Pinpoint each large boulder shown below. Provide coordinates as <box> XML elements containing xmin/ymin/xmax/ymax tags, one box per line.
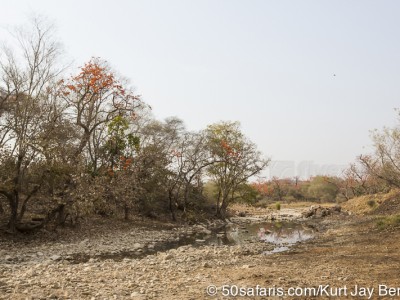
<box><xmin>302</xmin><ymin>205</ymin><xmax>342</xmax><ymax>219</ymax></box>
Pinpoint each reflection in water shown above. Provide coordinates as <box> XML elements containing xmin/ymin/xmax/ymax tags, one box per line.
<box><xmin>257</xmin><ymin>222</ymin><xmax>313</xmax><ymax>245</ymax></box>
<box><xmin>204</xmin><ymin>221</ymin><xmax>314</xmax><ymax>254</ymax></box>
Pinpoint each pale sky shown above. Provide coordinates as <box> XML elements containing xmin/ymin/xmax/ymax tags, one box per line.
<box><xmin>1</xmin><ymin>0</ymin><xmax>400</xmax><ymax>178</ymax></box>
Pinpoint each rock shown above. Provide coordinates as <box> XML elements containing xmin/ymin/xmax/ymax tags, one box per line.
<box><xmin>163</xmin><ymin>253</ymin><xmax>174</xmax><ymax>260</ymax></box>
<box><xmin>302</xmin><ymin>210</ymin><xmax>314</xmax><ymax>218</ymax></box>
<box><xmin>50</xmin><ymin>255</ymin><xmax>61</xmax><ymax>261</ymax></box>
<box><xmin>131</xmin><ymin>291</ymin><xmax>141</xmax><ymax>297</ymax></box>
<box><xmin>315</xmin><ymin>208</ymin><xmax>326</xmax><ymax>218</ymax></box>
<box><xmin>4</xmin><ymin>255</ymin><xmax>12</xmax><ymax>261</ymax></box>
<box><xmin>202</xmin><ymin>228</ymin><xmax>212</xmax><ymax>235</ymax></box>
<box><xmin>80</xmin><ymin>238</ymin><xmax>90</xmax><ymax>245</ymax></box>
<box><xmin>194</xmin><ymin>225</ymin><xmax>212</xmax><ymax>235</ymax></box>
<box><xmin>302</xmin><ymin>205</ymin><xmax>343</xmax><ymax>218</ymax></box>
<box><xmin>133</xmin><ymin>243</ymin><xmax>143</xmax><ymax>250</ymax></box>
<box><xmin>241</xmin><ymin>264</ymin><xmax>255</xmax><ymax>269</ymax></box>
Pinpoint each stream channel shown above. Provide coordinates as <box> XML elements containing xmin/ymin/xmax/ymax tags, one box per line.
<box><xmin>70</xmin><ymin>220</ymin><xmax>314</xmax><ymax>263</ymax></box>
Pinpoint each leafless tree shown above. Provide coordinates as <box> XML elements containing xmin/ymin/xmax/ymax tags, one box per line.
<box><xmin>0</xmin><ymin>16</ymin><xmax>65</xmax><ymax>232</ymax></box>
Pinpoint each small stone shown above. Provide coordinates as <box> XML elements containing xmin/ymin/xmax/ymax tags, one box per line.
<box><xmin>241</xmin><ymin>264</ymin><xmax>255</xmax><ymax>269</ymax></box>
<box><xmin>164</xmin><ymin>253</ymin><xmax>173</xmax><ymax>260</ymax></box>
<box><xmin>50</xmin><ymin>255</ymin><xmax>62</xmax><ymax>261</ymax></box>
<box><xmin>133</xmin><ymin>243</ymin><xmax>143</xmax><ymax>250</ymax></box>
<box><xmin>131</xmin><ymin>291</ymin><xmax>140</xmax><ymax>297</ymax></box>
<box><xmin>4</xmin><ymin>255</ymin><xmax>12</xmax><ymax>261</ymax></box>
<box><xmin>80</xmin><ymin>238</ymin><xmax>90</xmax><ymax>245</ymax></box>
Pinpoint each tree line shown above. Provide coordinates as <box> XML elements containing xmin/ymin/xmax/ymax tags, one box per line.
<box><xmin>0</xmin><ymin>18</ymin><xmax>268</xmax><ymax>233</ymax></box>
<box><xmin>250</xmin><ymin>126</ymin><xmax>400</xmax><ymax>205</ymax></box>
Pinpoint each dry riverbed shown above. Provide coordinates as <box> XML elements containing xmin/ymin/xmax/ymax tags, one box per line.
<box><xmin>1</xmin><ymin>205</ymin><xmax>400</xmax><ymax>299</ymax></box>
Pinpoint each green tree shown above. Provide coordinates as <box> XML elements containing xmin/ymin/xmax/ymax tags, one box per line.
<box><xmin>307</xmin><ymin>176</ymin><xmax>339</xmax><ymax>202</ymax></box>
<box><xmin>206</xmin><ymin>121</ymin><xmax>269</xmax><ymax>218</ymax></box>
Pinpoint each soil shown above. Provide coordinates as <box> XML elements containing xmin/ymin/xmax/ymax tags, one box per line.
<box><xmin>1</xmin><ymin>204</ymin><xmax>400</xmax><ymax>299</ymax></box>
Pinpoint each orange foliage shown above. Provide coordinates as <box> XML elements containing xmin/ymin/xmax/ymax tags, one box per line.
<box><xmin>61</xmin><ymin>58</ymin><xmax>137</xmax><ymax>104</ymax></box>
<box><xmin>119</xmin><ymin>156</ymin><xmax>133</xmax><ymax>171</ymax></box>
<box><xmin>252</xmin><ymin>181</ymin><xmax>269</xmax><ymax>195</ymax></box>
<box><xmin>220</xmin><ymin>139</ymin><xmax>241</xmax><ymax>158</ymax></box>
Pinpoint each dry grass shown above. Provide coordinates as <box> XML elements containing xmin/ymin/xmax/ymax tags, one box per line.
<box><xmin>342</xmin><ymin>189</ymin><xmax>400</xmax><ymax>215</ymax></box>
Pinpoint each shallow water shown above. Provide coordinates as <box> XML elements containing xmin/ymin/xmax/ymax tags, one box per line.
<box><xmin>69</xmin><ymin>221</ymin><xmax>314</xmax><ymax>263</ymax></box>
<box><xmin>204</xmin><ymin>221</ymin><xmax>314</xmax><ymax>254</ymax></box>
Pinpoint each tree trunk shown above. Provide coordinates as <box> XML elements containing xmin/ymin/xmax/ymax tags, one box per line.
<box><xmin>216</xmin><ymin>190</ymin><xmax>229</xmax><ymax>219</ymax></box>
<box><xmin>220</xmin><ymin>200</ymin><xmax>229</xmax><ymax>219</ymax></box>
<box><xmin>216</xmin><ymin>189</ymin><xmax>222</xmax><ymax>216</ymax></box>
<box><xmin>0</xmin><ymin>191</ymin><xmax>17</xmax><ymax>232</ymax></box>
<box><xmin>183</xmin><ymin>184</ymin><xmax>191</xmax><ymax>213</ymax></box>
<box><xmin>18</xmin><ymin>198</ymin><xmax>28</xmax><ymax>222</ymax></box>
<box><xmin>46</xmin><ymin>203</ymin><xmax>67</xmax><ymax>226</ymax></box>
<box><xmin>8</xmin><ymin>195</ymin><xmax>18</xmax><ymax>233</ymax></box>
<box><xmin>168</xmin><ymin>191</ymin><xmax>176</xmax><ymax>221</ymax></box>
<box><xmin>56</xmin><ymin>204</ymin><xmax>66</xmax><ymax>225</ymax></box>
<box><xmin>124</xmin><ymin>204</ymin><xmax>130</xmax><ymax>220</ymax></box>
<box><xmin>216</xmin><ymin>205</ymin><xmax>227</xmax><ymax>219</ymax></box>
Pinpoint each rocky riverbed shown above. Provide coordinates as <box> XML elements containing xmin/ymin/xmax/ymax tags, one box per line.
<box><xmin>1</xmin><ymin>205</ymin><xmax>399</xmax><ymax>299</ymax></box>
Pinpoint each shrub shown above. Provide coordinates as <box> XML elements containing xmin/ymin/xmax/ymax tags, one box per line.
<box><xmin>253</xmin><ymin>199</ymin><xmax>270</xmax><ymax>208</ymax></box>
<box><xmin>376</xmin><ymin>215</ymin><xmax>400</xmax><ymax>230</ymax></box>
<box><xmin>275</xmin><ymin>202</ymin><xmax>281</xmax><ymax>210</ymax></box>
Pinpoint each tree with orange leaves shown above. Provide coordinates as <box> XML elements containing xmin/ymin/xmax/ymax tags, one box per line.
<box><xmin>60</xmin><ymin>57</ymin><xmax>143</xmax><ymax>162</ymax></box>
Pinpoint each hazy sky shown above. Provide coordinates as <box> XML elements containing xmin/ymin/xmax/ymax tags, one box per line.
<box><xmin>1</xmin><ymin>0</ymin><xmax>400</xmax><ymax>177</ymax></box>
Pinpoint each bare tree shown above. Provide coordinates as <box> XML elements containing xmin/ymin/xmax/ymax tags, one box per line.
<box><xmin>356</xmin><ymin>126</ymin><xmax>400</xmax><ymax>190</ymax></box>
<box><xmin>0</xmin><ymin>17</ymin><xmax>64</xmax><ymax>232</ymax></box>
<box><xmin>174</xmin><ymin>131</ymin><xmax>216</xmax><ymax>213</ymax></box>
